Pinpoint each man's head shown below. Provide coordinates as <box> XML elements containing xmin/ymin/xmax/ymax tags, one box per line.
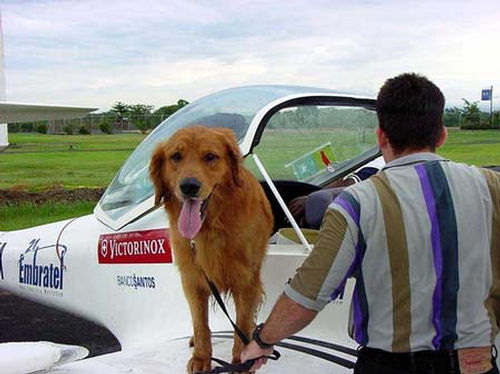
<box><xmin>376</xmin><ymin>73</ymin><xmax>446</xmax><ymax>157</ymax></box>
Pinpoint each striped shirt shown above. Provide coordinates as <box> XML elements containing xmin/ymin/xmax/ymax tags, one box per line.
<box><xmin>285</xmin><ymin>152</ymin><xmax>500</xmax><ymax>352</ymax></box>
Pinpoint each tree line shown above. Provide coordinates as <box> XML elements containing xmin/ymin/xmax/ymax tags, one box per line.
<box><xmin>268</xmin><ymin>106</ymin><xmax>378</xmax><ymax>130</ymax></box>
<box><xmin>444</xmin><ymin>99</ymin><xmax>500</xmax><ymax>129</ymax></box>
<box><xmin>8</xmin><ymin>99</ymin><xmax>190</xmax><ymax>135</ymax></box>
<box><xmin>8</xmin><ymin>97</ymin><xmax>499</xmax><ymax>135</ymax></box>
<box><xmin>267</xmin><ymin>102</ymin><xmax>499</xmax><ymax>131</ymax></box>
<box><xmin>97</xmin><ymin>99</ymin><xmax>190</xmax><ymax>134</ymax></box>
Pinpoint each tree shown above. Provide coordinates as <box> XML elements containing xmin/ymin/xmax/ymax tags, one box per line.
<box><xmin>177</xmin><ymin>99</ymin><xmax>189</xmax><ymax>108</ymax></box>
<box><xmin>128</xmin><ymin>104</ymin><xmax>154</xmax><ymax>133</ymax></box>
<box><xmin>493</xmin><ymin>111</ymin><xmax>500</xmax><ymax>129</ymax></box>
<box><xmin>111</xmin><ymin>102</ymin><xmax>130</xmax><ymax>131</ymax></box>
<box><xmin>155</xmin><ymin>99</ymin><xmax>190</xmax><ymax>119</ymax></box>
<box><xmin>461</xmin><ymin>99</ymin><xmax>481</xmax><ymax>129</ymax></box>
<box><xmin>297</xmin><ymin>106</ymin><xmax>320</xmax><ymax>128</ymax></box>
<box><xmin>443</xmin><ymin>107</ymin><xmax>462</xmax><ymax>128</ymax></box>
<box><xmin>155</xmin><ymin>104</ymin><xmax>179</xmax><ymax>118</ymax></box>
<box><xmin>111</xmin><ymin>101</ymin><xmax>129</xmax><ymax>117</ymax></box>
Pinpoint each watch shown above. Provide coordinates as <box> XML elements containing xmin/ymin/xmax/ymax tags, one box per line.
<box><xmin>252</xmin><ymin>323</ymin><xmax>274</xmax><ymax>349</ymax></box>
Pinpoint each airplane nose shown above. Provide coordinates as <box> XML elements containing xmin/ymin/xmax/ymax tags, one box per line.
<box><xmin>180</xmin><ymin>177</ymin><xmax>201</xmax><ymax>198</ymax></box>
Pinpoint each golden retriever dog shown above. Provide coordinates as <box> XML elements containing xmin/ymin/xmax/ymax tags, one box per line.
<box><xmin>149</xmin><ymin>126</ymin><xmax>273</xmax><ymax>373</ymax></box>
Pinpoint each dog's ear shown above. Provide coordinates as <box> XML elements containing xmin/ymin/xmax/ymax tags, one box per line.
<box><xmin>219</xmin><ymin>129</ymin><xmax>243</xmax><ymax>187</ymax></box>
<box><xmin>149</xmin><ymin>144</ymin><xmax>171</xmax><ymax>204</ymax></box>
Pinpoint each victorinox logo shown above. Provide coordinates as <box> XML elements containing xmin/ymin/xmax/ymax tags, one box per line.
<box><xmin>97</xmin><ymin>229</ymin><xmax>172</xmax><ymax>264</ymax></box>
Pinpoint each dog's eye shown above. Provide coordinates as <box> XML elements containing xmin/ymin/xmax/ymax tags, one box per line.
<box><xmin>170</xmin><ymin>152</ymin><xmax>182</xmax><ymax>162</ymax></box>
<box><xmin>204</xmin><ymin>153</ymin><xmax>219</xmax><ymax>162</ymax></box>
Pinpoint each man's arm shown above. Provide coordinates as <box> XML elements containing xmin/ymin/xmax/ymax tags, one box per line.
<box><xmin>481</xmin><ymin>168</ymin><xmax>500</xmax><ymax>326</ymax></box>
<box><xmin>240</xmin><ymin>292</ymin><xmax>317</xmax><ymax>371</ymax></box>
<box><xmin>241</xmin><ymin>203</ymin><xmax>360</xmax><ymax>371</ymax></box>
<box><xmin>257</xmin><ymin>292</ymin><xmax>317</xmax><ymax>344</ymax></box>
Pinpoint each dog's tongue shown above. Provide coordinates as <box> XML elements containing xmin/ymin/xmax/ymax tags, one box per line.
<box><xmin>178</xmin><ymin>199</ymin><xmax>203</xmax><ymax>239</ymax></box>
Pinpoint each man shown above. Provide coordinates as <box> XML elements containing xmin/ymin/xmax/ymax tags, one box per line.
<box><xmin>241</xmin><ymin>73</ymin><xmax>500</xmax><ymax>373</ymax></box>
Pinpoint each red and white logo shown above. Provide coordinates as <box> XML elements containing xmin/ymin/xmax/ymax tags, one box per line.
<box><xmin>98</xmin><ymin>229</ymin><xmax>172</xmax><ymax>264</ymax></box>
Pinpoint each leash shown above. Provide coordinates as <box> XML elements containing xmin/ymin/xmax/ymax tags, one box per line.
<box><xmin>190</xmin><ymin>240</ymin><xmax>281</xmax><ymax>374</ymax></box>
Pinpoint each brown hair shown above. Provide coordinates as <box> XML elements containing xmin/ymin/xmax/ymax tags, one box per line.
<box><xmin>376</xmin><ymin>73</ymin><xmax>445</xmax><ymax>153</ymax></box>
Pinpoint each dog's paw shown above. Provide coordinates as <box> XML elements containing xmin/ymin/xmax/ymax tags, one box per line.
<box><xmin>187</xmin><ymin>355</ymin><xmax>211</xmax><ymax>373</ymax></box>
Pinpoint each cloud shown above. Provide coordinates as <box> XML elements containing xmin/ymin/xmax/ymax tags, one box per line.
<box><xmin>1</xmin><ymin>0</ymin><xmax>499</xmax><ymax>110</ymax></box>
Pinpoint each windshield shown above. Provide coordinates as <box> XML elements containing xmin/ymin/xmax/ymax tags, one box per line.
<box><xmin>97</xmin><ymin>86</ymin><xmax>331</xmax><ymax>222</ymax></box>
<box><xmin>245</xmin><ymin>105</ymin><xmax>378</xmax><ymax>185</ymax></box>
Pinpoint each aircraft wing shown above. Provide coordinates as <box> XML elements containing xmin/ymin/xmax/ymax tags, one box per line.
<box><xmin>0</xmin><ymin>102</ymin><xmax>97</xmax><ymax>123</ymax></box>
<box><xmin>0</xmin><ymin>342</ymin><xmax>89</xmax><ymax>374</ymax></box>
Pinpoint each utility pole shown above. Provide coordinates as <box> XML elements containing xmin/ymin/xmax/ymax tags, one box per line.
<box><xmin>490</xmin><ymin>85</ymin><xmax>493</xmax><ymax>128</ymax></box>
<box><xmin>0</xmin><ymin>10</ymin><xmax>8</xmax><ymax>150</ymax></box>
<box><xmin>481</xmin><ymin>86</ymin><xmax>494</xmax><ymax>127</ymax></box>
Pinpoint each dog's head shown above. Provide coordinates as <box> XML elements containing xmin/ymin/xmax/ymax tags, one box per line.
<box><xmin>149</xmin><ymin>126</ymin><xmax>243</xmax><ymax>239</ymax></box>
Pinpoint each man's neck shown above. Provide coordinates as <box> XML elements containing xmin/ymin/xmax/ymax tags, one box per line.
<box><xmin>382</xmin><ymin>147</ymin><xmax>435</xmax><ymax>163</ymax></box>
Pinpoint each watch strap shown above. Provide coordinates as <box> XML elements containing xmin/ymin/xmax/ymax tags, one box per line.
<box><xmin>252</xmin><ymin>323</ymin><xmax>274</xmax><ymax>349</ymax></box>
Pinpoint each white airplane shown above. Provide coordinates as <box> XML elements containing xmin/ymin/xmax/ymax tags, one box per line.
<box><xmin>0</xmin><ymin>84</ymin><xmax>387</xmax><ymax>373</ymax></box>
<box><xmin>1</xmin><ymin>84</ymin><xmax>498</xmax><ymax>374</ymax></box>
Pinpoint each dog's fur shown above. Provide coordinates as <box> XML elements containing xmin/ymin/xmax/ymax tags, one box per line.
<box><xmin>150</xmin><ymin>126</ymin><xmax>273</xmax><ymax>373</ymax></box>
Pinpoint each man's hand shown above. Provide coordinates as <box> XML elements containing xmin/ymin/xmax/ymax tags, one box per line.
<box><xmin>289</xmin><ymin>196</ymin><xmax>307</xmax><ymax>225</ymax></box>
<box><xmin>240</xmin><ymin>340</ymin><xmax>273</xmax><ymax>372</ymax></box>
<box><xmin>239</xmin><ymin>294</ymin><xmax>318</xmax><ymax>372</ymax></box>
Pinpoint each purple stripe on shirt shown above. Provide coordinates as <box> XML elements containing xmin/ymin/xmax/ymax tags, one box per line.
<box><xmin>415</xmin><ymin>164</ymin><xmax>443</xmax><ymax>349</ymax></box>
<box><xmin>335</xmin><ymin>196</ymin><xmax>359</xmax><ymax>225</ymax></box>
<box><xmin>329</xmin><ymin>244</ymin><xmax>362</xmax><ymax>300</ymax></box>
<box><xmin>353</xmin><ymin>287</ymin><xmax>364</xmax><ymax>343</ymax></box>
<box><xmin>330</xmin><ymin>195</ymin><xmax>362</xmax><ymax>300</ymax></box>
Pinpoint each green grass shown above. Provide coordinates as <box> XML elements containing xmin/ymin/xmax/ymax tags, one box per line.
<box><xmin>438</xmin><ymin>129</ymin><xmax>500</xmax><ymax>166</ymax></box>
<box><xmin>0</xmin><ymin>201</ymin><xmax>95</xmax><ymax>231</ymax></box>
<box><xmin>1</xmin><ymin>133</ymin><xmax>145</xmax><ymax>189</ymax></box>
<box><xmin>2</xmin><ymin>130</ymin><xmax>499</xmax><ymax>191</ymax></box>
<box><xmin>247</xmin><ymin>128</ymin><xmax>500</xmax><ymax>180</ymax></box>
<box><xmin>6</xmin><ymin>133</ymin><xmax>145</xmax><ymax>152</ymax></box>
<box><xmin>248</xmin><ymin>128</ymin><xmax>377</xmax><ymax>179</ymax></box>
<box><xmin>1</xmin><ymin>130</ymin><xmax>500</xmax><ymax>232</ymax></box>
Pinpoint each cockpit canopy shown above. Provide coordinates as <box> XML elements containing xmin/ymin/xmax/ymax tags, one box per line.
<box><xmin>96</xmin><ymin>85</ymin><xmax>378</xmax><ymax>230</ymax></box>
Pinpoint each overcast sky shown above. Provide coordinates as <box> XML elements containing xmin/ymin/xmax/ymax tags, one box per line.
<box><xmin>1</xmin><ymin>0</ymin><xmax>499</xmax><ymax>111</ymax></box>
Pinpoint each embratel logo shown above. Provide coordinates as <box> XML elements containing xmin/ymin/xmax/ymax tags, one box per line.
<box><xmin>18</xmin><ymin>239</ymin><xmax>67</xmax><ymax>294</ymax></box>
<box><xmin>98</xmin><ymin>229</ymin><xmax>172</xmax><ymax>264</ymax></box>
<box><xmin>0</xmin><ymin>242</ymin><xmax>6</xmax><ymax>280</ymax></box>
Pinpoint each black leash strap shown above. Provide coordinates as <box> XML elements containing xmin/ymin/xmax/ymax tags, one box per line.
<box><xmin>204</xmin><ymin>274</ymin><xmax>249</xmax><ymax>345</ymax></box>
<box><xmin>194</xmin><ymin>275</ymin><xmax>280</xmax><ymax>374</ymax></box>
<box><xmin>191</xmin><ymin>240</ymin><xmax>280</xmax><ymax>374</ymax></box>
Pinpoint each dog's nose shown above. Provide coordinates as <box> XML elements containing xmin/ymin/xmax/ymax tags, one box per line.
<box><xmin>180</xmin><ymin>177</ymin><xmax>201</xmax><ymax>197</ymax></box>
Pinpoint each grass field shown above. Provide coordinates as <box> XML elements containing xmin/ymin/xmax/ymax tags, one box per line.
<box><xmin>0</xmin><ymin>201</ymin><xmax>95</xmax><ymax>231</ymax></box>
<box><xmin>438</xmin><ymin>129</ymin><xmax>500</xmax><ymax>166</ymax></box>
<box><xmin>1</xmin><ymin>129</ymin><xmax>499</xmax><ymax>231</ymax></box>
<box><xmin>1</xmin><ymin>133</ymin><xmax>146</xmax><ymax>190</ymax></box>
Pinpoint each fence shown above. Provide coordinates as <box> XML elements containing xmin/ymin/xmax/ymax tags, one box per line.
<box><xmin>7</xmin><ymin>114</ymin><xmax>167</xmax><ymax>134</ymax></box>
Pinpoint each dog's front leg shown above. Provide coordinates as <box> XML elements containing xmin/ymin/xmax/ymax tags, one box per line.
<box><xmin>231</xmin><ymin>277</ymin><xmax>264</xmax><ymax>366</ymax></box>
<box><xmin>181</xmin><ymin>274</ymin><xmax>212</xmax><ymax>373</ymax></box>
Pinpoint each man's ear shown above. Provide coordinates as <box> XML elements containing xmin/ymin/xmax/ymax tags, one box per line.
<box><xmin>436</xmin><ymin>127</ymin><xmax>448</xmax><ymax>148</ymax></box>
<box><xmin>149</xmin><ymin>145</ymin><xmax>170</xmax><ymax>205</ymax></box>
<box><xmin>376</xmin><ymin>126</ymin><xmax>388</xmax><ymax>149</ymax></box>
